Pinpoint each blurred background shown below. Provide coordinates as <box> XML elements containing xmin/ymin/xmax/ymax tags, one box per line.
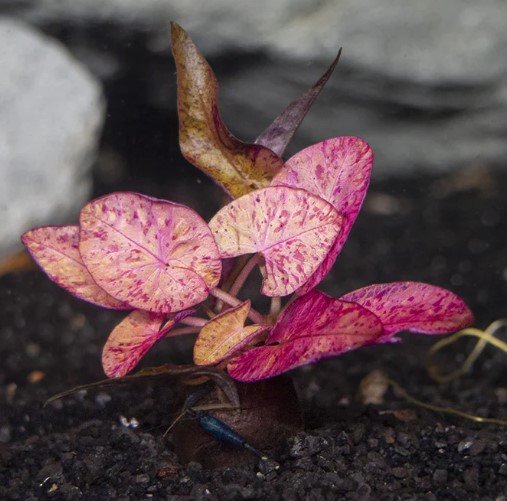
<box><xmin>0</xmin><ymin>1</ymin><xmax>506</xmax><ymax>377</ymax></box>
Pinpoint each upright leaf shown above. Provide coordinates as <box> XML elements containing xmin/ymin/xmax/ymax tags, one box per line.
<box><xmin>340</xmin><ymin>282</ymin><xmax>474</xmax><ymax>339</ymax></box>
<box><xmin>102</xmin><ymin>309</ymin><xmax>192</xmax><ymax>378</ymax></box>
<box><xmin>21</xmin><ymin>225</ymin><xmax>128</xmax><ymax>309</ymax></box>
<box><xmin>209</xmin><ymin>186</ymin><xmax>343</xmax><ymax>296</ymax></box>
<box><xmin>171</xmin><ymin>22</ymin><xmax>284</xmax><ymax>198</ymax></box>
<box><xmin>256</xmin><ymin>49</ymin><xmax>342</xmax><ymax>157</ymax></box>
<box><xmin>194</xmin><ymin>300</ymin><xmax>266</xmax><ymax>366</ymax></box>
<box><xmin>272</xmin><ymin>136</ymin><xmax>373</xmax><ymax>293</ymax></box>
<box><xmin>228</xmin><ymin>291</ymin><xmax>382</xmax><ymax>382</ymax></box>
<box><xmin>79</xmin><ymin>192</ymin><xmax>221</xmax><ymax>313</ymax></box>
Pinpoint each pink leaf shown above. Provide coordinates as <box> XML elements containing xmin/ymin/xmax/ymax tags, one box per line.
<box><xmin>228</xmin><ymin>291</ymin><xmax>383</xmax><ymax>381</ymax></box>
<box><xmin>21</xmin><ymin>225</ymin><xmax>128</xmax><ymax>309</ymax></box>
<box><xmin>193</xmin><ymin>300</ymin><xmax>266</xmax><ymax>366</ymax></box>
<box><xmin>255</xmin><ymin>50</ymin><xmax>342</xmax><ymax>157</ymax></box>
<box><xmin>102</xmin><ymin>309</ymin><xmax>192</xmax><ymax>378</ymax></box>
<box><xmin>340</xmin><ymin>282</ymin><xmax>474</xmax><ymax>338</ymax></box>
<box><xmin>79</xmin><ymin>192</ymin><xmax>222</xmax><ymax>313</ymax></box>
<box><xmin>272</xmin><ymin>137</ymin><xmax>373</xmax><ymax>293</ymax></box>
<box><xmin>209</xmin><ymin>187</ymin><xmax>343</xmax><ymax>296</ymax></box>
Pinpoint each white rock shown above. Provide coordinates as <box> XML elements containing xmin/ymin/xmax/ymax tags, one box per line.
<box><xmin>0</xmin><ymin>18</ymin><xmax>104</xmax><ymax>260</ymax></box>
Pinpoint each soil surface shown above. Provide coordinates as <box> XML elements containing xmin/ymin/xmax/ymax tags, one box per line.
<box><xmin>1</xmin><ymin>164</ymin><xmax>506</xmax><ymax>500</ymax></box>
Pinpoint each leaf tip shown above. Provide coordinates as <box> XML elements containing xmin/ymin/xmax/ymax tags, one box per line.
<box><xmin>170</xmin><ymin>21</ymin><xmax>184</xmax><ymax>39</ymax></box>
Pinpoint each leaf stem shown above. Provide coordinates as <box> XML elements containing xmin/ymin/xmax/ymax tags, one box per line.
<box><xmin>269</xmin><ymin>296</ymin><xmax>282</xmax><ymax>320</ymax></box>
<box><xmin>180</xmin><ymin>316</ymin><xmax>207</xmax><ymax>328</ymax></box>
<box><xmin>168</xmin><ymin>326</ymin><xmax>201</xmax><ymax>337</ymax></box>
<box><xmin>229</xmin><ymin>254</ymin><xmax>262</xmax><ymax>297</ymax></box>
<box><xmin>210</xmin><ymin>288</ymin><xmax>267</xmax><ymax>325</ymax></box>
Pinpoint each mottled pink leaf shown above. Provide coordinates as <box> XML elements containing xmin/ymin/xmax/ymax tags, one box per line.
<box><xmin>194</xmin><ymin>300</ymin><xmax>266</xmax><ymax>366</ymax></box>
<box><xmin>102</xmin><ymin>309</ymin><xmax>193</xmax><ymax>378</ymax></box>
<box><xmin>228</xmin><ymin>291</ymin><xmax>383</xmax><ymax>381</ymax></box>
<box><xmin>79</xmin><ymin>192</ymin><xmax>222</xmax><ymax>313</ymax></box>
<box><xmin>340</xmin><ymin>282</ymin><xmax>474</xmax><ymax>339</ymax></box>
<box><xmin>209</xmin><ymin>187</ymin><xmax>343</xmax><ymax>296</ymax></box>
<box><xmin>272</xmin><ymin>137</ymin><xmax>373</xmax><ymax>293</ymax></box>
<box><xmin>255</xmin><ymin>49</ymin><xmax>341</xmax><ymax>157</ymax></box>
<box><xmin>21</xmin><ymin>225</ymin><xmax>128</xmax><ymax>309</ymax></box>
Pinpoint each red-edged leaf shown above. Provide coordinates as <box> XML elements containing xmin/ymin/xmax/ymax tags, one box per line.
<box><xmin>340</xmin><ymin>282</ymin><xmax>474</xmax><ymax>339</ymax></box>
<box><xmin>193</xmin><ymin>300</ymin><xmax>266</xmax><ymax>366</ymax></box>
<box><xmin>228</xmin><ymin>291</ymin><xmax>383</xmax><ymax>381</ymax></box>
<box><xmin>21</xmin><ymin>225</ymin><xmax>128</xmax><ymax>309</ymax></box>
<box><xmin>272</xmin><ymin>136</ymin><xmax>373</xmax><ymax>293</ymax></box>
<box><xmin>209</xmin><ymin>186</ymin><xmax>343</xmax><ymax>296</ymax></box>
<box><xmin>79</xmin><ymin>192</ymin><xmax>222</xmax><ymax>313</ymax></box>
<box><xmin>255</xmin><ymin>50</ymin><xmax>342</xmax><ymax>157</ymax></box>
<box><xmin>102</xmin><ymin>309</ymin><xmax>192</xmax><ymax>378</ymax></box>
<box><xmin>171</xmin><ymin>22</ymin><xmax>283</xmax><ymax>198</ymax></box>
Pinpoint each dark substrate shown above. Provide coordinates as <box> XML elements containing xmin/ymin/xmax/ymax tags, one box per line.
<box><xmin>1</xmin><ymin>169</ymin><xmax>507</xmax><ymax>500</ymax></box>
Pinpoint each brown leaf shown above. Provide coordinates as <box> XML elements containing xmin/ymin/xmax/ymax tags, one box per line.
<box><xmin>255</xmin><ymin>49</ymin><xmax>342</xmax><ymax>157</ymax></box>
<box><xmin>358</xmin><ymin>369</ymin><xmax>389</xmax><ymax>405</ymax></box>
<box><xmin>171</xmin><ymin>22</ymin><xmax>284</xmax><ymax>198</ymax></box>
<box><xmin>27</xmin><ymin>370</ymin><xmax>45</xmax><ymax>383</ymax></box>
<box><xmin>157</xmin><ymin>463</ymin><xmax>180</xmax><ymax>480</ymax></box>
<box><xmin>379</xmin><ymin>409</ymin><xmax>418</xmax><ymax>422</ymax></box>
<box><xmin>0</xmin><ymin>250</ymin><xmax>35</xmax><ymax>277</ymax></box>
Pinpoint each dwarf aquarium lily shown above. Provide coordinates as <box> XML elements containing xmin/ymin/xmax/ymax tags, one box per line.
<box><xmin>22</xmin><ymin>24</ymin><xmax>473</xmax><ymax>427</ymax></box>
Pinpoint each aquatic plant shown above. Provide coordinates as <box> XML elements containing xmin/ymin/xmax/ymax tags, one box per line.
<box><xmin>21</xmin><ymin>23</ymin><xmax>474</xmax><ymax>462</ymax></box>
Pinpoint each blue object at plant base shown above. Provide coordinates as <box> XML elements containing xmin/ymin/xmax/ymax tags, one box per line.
<box><xmin>189</xmin><ymin>409</ymin><xmax>266</xmax><ymax>459</ymax></box>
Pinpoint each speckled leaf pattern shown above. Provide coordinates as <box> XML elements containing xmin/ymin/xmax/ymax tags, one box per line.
<box><xmin>272</xmin><ymin>137</ymin><xmax>373</xmax><ymax>293</ymax></box>
<box><xmin>228</xmin><ymin>291</ymin><xmax>383</xmax><ymax>382</ymax></box>
<box><xmin>255</xmin><ymin>50</ymin><xmax>342</xmax><ymax>157</ymax></box>
<box><xmin>79</xmin><ymin>192</ymin><xmax>222</xmax><ymax>313</ymax></box>
<box><xmin>209</xmin><ymin>187</ymin><xmax>343</xmax><ymax>296</ymax></box>
<box><xmin>21</xmin><ymin>225</ymin><xmax>128</xmax><ymax>309</ymax></box>
<box><xmin>340</xmin><ymin>282</ymin><xmax>474</xmax><ymax>339</ymax></box>
<box><xmin>171</xmin><ymin>22</ymin><xmax>284</xmax><ymax>198</ymax></box>
<box><xmin>102</xmin><ymin>309</ymin><xmax>192</xmax><ymax>378</ymax></box>
<box><xmin>193</xmin><ymin>300</ymin><xmax>266</xmax><ymax>366</ymax></box>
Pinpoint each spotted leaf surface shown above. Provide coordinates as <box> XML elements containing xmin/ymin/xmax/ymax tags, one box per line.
<box><xmin>102</xmin><ymin>309</ymin><xmax>192</xmax><ymax>378</ymax></box>
<box><xmin>171</xmin><ymin>22</ymin><xmax>283</xmax><ymax>198</ymax></box>
<box><xmin>21</xmin><ymin>225</ymin><xmax>127</xmax><ymax>309</ymax></box>
<box><xmin>79</xmin><ymin>192</ymin><xmax>222</xmax><ymax>313</ymax></box>
<box><xmin>228</xmin><ymin>291</ymin><xmax>383</xmax><ymax>382</ymax></box>
<box><xmin>272</xmin><ymin>137</ymin><xmax>373</xmax><ymax>293</ymax></box>
<box><xmin>341</xmin><ymin>282</ymin><xmax>474</xmax><ymax>339</ymax></box>
<box><xmin>194</xmin><ymin>300</ymin><xmax>266</xmax><ymax>366</ymax></box>
<box><xmin>255</xmin><ymin>50</ymin><xmax>341</xmax><ymax>157</ymax></box>
<box><xmin>209</xmin><ymin>187</ymin><xmax>343</xmax><ymax>296</ymax></box>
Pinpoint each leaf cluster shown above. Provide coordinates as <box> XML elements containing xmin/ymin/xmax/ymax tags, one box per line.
<box><xmin>22</xmin><ymin>24</ymin><xmax>474</xmax><ymax>382</ymax></box>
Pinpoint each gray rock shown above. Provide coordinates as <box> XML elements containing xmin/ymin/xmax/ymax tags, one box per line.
<box><xmin>10</xmin><ymin>0</ymin><xmax>507</xmax><ymax>175</ymax></box>
<box><xmin>220</xmin><ymin>61</ymin><xmax>507</xmax><ymax>176</ymax></box>
<box><xmin>16</xmin><ymin>0</ymin><xmax>507</xmax><ymax>84</ymax></box>
<box><xmin>0</xmin><ymin>18</ymin><xmax>104</xmax><ymax>260</ymax></box>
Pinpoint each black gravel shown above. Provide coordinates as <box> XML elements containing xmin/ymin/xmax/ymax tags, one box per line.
<box><xmin>1</xmin><ymin>166</ymin><xmax>506</xmax><ymax>499</ymax></box>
